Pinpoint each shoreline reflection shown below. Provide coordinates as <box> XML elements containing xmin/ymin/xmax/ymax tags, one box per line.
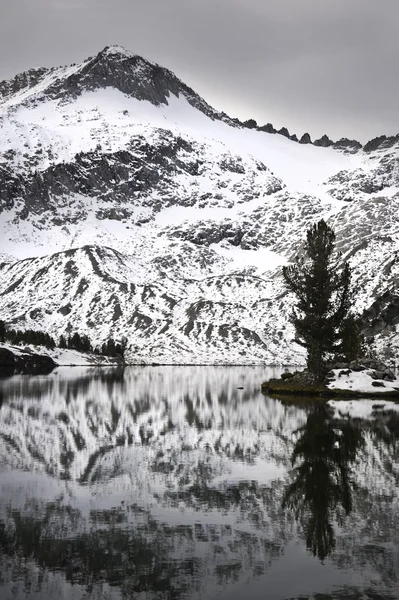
<box><xmin>0</xmin><ymin>368</ymin><xmax>398</xmax><ymax>600</ymax></box>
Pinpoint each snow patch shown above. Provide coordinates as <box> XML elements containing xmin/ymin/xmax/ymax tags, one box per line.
<box><xmin>210</xmin><ymin>242</ymin><xmax>288</xmax><ymax>273</ymax></box>
<box><xmin>328</xmin><ymin>369</ymin><xmax>399</xmax><ymax>394</ymax></box>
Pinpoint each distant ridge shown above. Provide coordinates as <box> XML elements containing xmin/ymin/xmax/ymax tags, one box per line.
<box><xmin>2</xmin><ymin>44</ymin><xmax>398</xmax><ymax>152</ymax></box>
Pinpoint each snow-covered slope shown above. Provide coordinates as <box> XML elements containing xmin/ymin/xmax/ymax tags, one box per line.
<box><xmin>0</xmin><ymin>245</ymin><xmax>296</xmax><ymax>364</ymax></box>
<box><xmin>0</xmin><ymin>342</ymin><xmax>119</xmax><ymax>367</ymax></box>
<box><xmin>0</xmin><ymin>45</ymin><xmax>399</xmax><ymax>363</ymax></box>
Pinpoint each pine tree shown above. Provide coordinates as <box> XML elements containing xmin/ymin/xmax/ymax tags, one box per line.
<box><xmin>337</xmin><ymin>316</ymin><xmax>364</xmax><ymax>363</ymax></box>
<box><xmin>0</xmin><ymin>320</ymin><xmax>5</xmax><ymax>343</ymax></box>
<box><xmin>115</xmin><ymin>336</ymin><xmax>128</xmax><ymax>363</ymax></box>
<box><xmin>106</xmin><ymin>339</ymin><xmax>116</xmax><ymax>356</ymax></box>
<box><xmin>80</xmin><ymin>334</ymin><xmax>92</xmax><ymax>353</ymax></box>
<box><xmin>283</xmin><ymin>219</ymin><xmax>354</xmax><ymax>381</ymax></box>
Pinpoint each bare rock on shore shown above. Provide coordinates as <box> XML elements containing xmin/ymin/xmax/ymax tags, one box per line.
<box><xmin>0</xmin><ymin>346</ymin><xmax>57</xmax><ymax>376</ymax></box>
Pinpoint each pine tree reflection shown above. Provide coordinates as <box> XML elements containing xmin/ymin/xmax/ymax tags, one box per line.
<box><xmin>282</xmin><ymin>404</ymin><xmax>364</xmax><ymax>560</ymax></box>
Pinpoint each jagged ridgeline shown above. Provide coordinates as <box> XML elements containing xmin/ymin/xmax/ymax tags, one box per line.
<box><xmin>0</xmin><ymin>45</ymin><xmax>399</xmax><ymax>364</ymax></box>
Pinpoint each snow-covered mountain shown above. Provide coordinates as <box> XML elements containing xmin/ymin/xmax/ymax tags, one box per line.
<box><xmin>1</xmin><ymin>45</ymin><xmax>399</xmax><ymax>363</ymax></box>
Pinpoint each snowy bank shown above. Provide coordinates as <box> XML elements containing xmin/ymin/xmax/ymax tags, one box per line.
<box><xmin>262</xmin><ymin>359</ymin><xmax>399</xmax><ymax>399</ymax></box>
<box><xmin>327</xmin><ymin>367</ymin><xmax>399</xmax><ymax>395</ymax></box>
<box><xmin>0</xmin><ymin>343</ymin><xmax>119</xmax><ymax>373</ymax></box>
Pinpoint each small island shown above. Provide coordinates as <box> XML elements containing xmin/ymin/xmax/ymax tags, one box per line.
<box><xmin>262</xmin><ymin>220</ymin><xmax>399</xmax><ymax>400</ymax></box>
<box><xmin>262</xmin><ymin>357</ymin><xmax>399</xmax><ymax>399</ymax></box>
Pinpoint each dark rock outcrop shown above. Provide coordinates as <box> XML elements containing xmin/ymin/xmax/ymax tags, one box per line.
<box><xmin>0</xmin><ymin>132</ymin><xmax>205</xmax><ymax>218</ymax></box>
<box><xmin>243</xmin><ymin>119</ymin><xmax>257</xmax><ymax>129</ymax></box>
<box><xmin>299</xmin><ymin>133</ymin><xmax>312</xmax><ymax>144</ymax></box>
<box><xmin>278</xmin><ymin>127</ymin><xmax>290</xmax><ymax>139</ymax></box>
<box><xmin>258</xmin><ymin>123</ymin><xmax>276</xmax><ymax>134</ymax></box>
<box><xmin>372</xmin><ymin>381</ymin><xmax>385</xmax><ymax>388</ymax></box>
<box><xmin>362</xmin><ymin>290</ymin><xmax>399</xmax><ymax>337</ymax></box>
<box><xmin>363</xmin><ymin>135</ymin><xmax>399</xmax><ymax>153</ymax></box>
<box><xmin>0</xmin><ymin>67</ymin><xmax>49</xmax><ymax>101</ymax></box>
<box><xmin>332</xmin><ymin>138</ymin><xmax>363</xmax><ymax>153</ymax></box>
<box><xmin>168</xmin><ymin>221</ymin><xmax>247</xmax><ymax>248</ymax></box>
<box><xmin>314</xmin><ymin>135</ymin><xmax>334</xmax><ymax>148</ymax></box>
<box><xmin>328</xmin><ymin>358</ymin><xmax>395</xmax><ymax>381</ymax></box>
<box><xmin>0</xmin><ymin>346</ymin><xmax>57</xmax><ymax>376</ymax></box>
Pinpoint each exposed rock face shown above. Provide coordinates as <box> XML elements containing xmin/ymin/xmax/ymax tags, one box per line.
<box><xmin>362</xmin><ymin>290</ymin><xmax>399</xmax><ymax>336</ymax></box>
<box><xmin>331</xmin><ymin>358</ymin><xmax>395</xmax><ymax>380</ymax></box>
<box><xmin>243</xmin><ymin>118</ymin><xmax>257</xmax><ymax>129</ymax></box>
<box><xmin>363</xmin><ymin>134</ymin><xmax>399</xmax><ymax>153</ymax></box>
<box><xmin>168</xmin><ymin>220</ymin><xmax>247</xmax><ymax>248</ymax></box>
<box><xmin>1</xmin><ymin>46</ymin><xmax>399</xmax><ymax>363</ymax></box>
<box><xmin>0</xmin><ymin>129</ymin><xmax>283</xmax><ymax>225</ymax></box>
<box><xmin>278</xmin><ymin>127</ymin><xmax>290</xmax><ymax>138</ymax></box>
<box><xmin>0</xmin><ymin>67</ymin><xmax>50</xmax><ymax>100</ymax></box>
<box><xmin>332</xmin><ymin>138</ymin><xmax>363</xmax><ymax>153</ymax></box>
<box><xmin>0</xmin><ymin>346</ymin><xmax>56</xmax><ymax>375</ymax></box>
<box><xmin>314</xmin><ymin>134</ymin><xmax>334</xmax><ymax>147</ymax></box>
<box><xmin>258</xmin><ymin>123</ymin><xmax>276</xmax><ymax>134</ymax></box>
<box><xmin>299</xmin><ymin>133</ymin><xmax>312</xmax><ymax>144</ymax></box>
<box><xmin>326</xmin><ymin>153</ymin><xmax>399</xmax><ymax>200</ymax></box>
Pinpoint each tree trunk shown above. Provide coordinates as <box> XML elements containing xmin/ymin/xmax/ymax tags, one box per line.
<box><xmin>307</xmin><ymin>341</ymin><xmax>325</xmax><ymax>383</ymax></box>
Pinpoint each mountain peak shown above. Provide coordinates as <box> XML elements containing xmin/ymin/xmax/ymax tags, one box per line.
<box><xmin>0</xmin><ymin>44</ymin><xmax>214</xmax><ymax>118</ymax></box>
<box><xmin>94</xmin><ymin>45</ymin><xmax>153</xmax><ymax>68</ymax></box>
<box><xmin>0</xmin><ymin>45</ymin><xmax>233</xmax><ymax>126</ymax></box>
<box><xmin>101</xmin><ymin>44</ymin><xmax>135</xmax><ymax>58</ymax></box>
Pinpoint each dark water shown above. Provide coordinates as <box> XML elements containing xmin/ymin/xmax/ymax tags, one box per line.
<box><xmin>0</xmin><ymin>366</ymin><xmax>398</xmax><ymax>600</ymax></box>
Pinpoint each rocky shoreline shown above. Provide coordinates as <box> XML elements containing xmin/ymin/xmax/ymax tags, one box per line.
<box><xmin>262</xmin><ymin>358</ymin><xmax>399</xmax><ymax>399</ymax></box>
<box><xmin>0</xmin><ymin>346</ymin><xmax>57</xmax><ymax>376</ymax></box>
<box><xmin>0</xmin><ymin>343</ymin><xmax>122</xmax><ymax>376</ymax></box>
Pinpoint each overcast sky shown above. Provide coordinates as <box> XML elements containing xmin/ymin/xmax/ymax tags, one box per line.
<box><xmin>1</xmin><ymin>0</ymin><xmax>399</xmax><ymax>142</ymax></box>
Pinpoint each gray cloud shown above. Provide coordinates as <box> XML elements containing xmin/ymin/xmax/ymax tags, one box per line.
<box><xmin>1</xmin><ymin>0</ymin><xmax>399</xmax><ymax>141</ymax></box>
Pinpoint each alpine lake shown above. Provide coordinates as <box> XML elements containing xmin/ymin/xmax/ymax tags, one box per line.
<box><xmin>0</xmin><ymin>366</ymin><xmax>398</xmax><ymax>600</ymax></box>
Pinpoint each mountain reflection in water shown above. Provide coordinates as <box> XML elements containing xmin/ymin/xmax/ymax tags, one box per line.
<box><xmin>0</xmin><ymin>366</ymin><xmax>398</xmax><ymax>600</ymax></box>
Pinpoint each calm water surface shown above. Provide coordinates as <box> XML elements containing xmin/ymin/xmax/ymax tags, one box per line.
<box><xmin>0</xmin><ymin>366</ymin><xmax>398</xmax><ymax>600</ymax></box>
